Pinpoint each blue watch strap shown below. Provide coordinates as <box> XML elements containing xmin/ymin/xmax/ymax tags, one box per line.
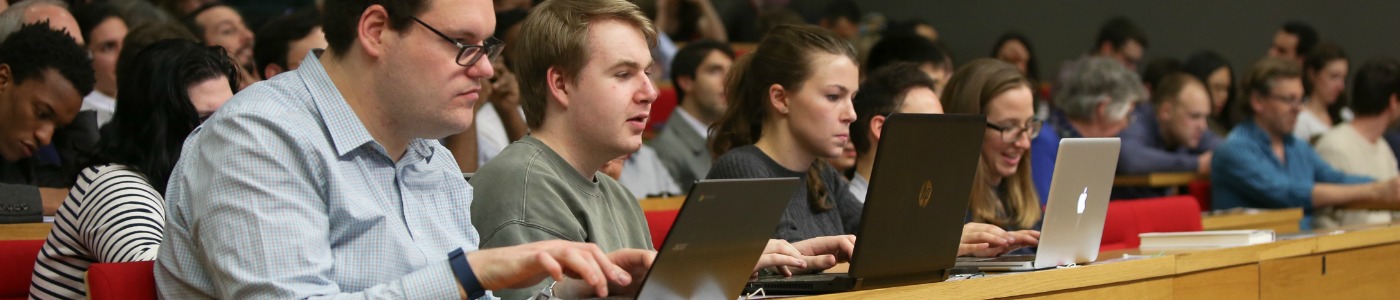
<box><xmin>448</xmin><ymin>248</ymin><xmax>486</xmax><ymax>299</ymax></box>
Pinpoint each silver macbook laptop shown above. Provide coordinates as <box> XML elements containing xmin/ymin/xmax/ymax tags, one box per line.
<box><xmin>955</xmin><ymin>137</ymin><xmax>1120</xmax><ymax>271</ymax></box>
<box><xmin>627</xmin><ymin>178</ymin><xmax>800</xmax><ymax>299</ymax></box>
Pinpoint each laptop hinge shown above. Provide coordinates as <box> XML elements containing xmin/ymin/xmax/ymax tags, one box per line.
<box><xmin>850</xmin><ymin>269</ymin><xmax>949</xmax><ymax>290</ymax></box>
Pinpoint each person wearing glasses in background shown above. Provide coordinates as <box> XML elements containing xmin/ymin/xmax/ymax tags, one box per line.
<box><xmin>941</xmin><ymin>59</ymin><xmax>1043</xmax><ymax>256</ymax></box>
<box><xmin>1211</xmin><ymin>58</ymin><xmax>1400</xmax><ymax>231</ymax></box>
<box><xmin>154</xmin><ymin>0</ymin><xmax>647</xmax><ymax>298</ymax></box>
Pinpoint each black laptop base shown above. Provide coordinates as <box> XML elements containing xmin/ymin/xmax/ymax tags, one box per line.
<box><xmin>742</xmin><ymin>273</ymin><xmax>857</xmax><ymax>295</ymax></box>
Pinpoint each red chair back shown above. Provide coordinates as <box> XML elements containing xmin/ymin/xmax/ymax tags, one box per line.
<box><xmin>87</xmin><ymin>261</ymin><xmax>157</xmax><ymax>300</ymax></box>
<box><xmin>1100</xmin><ymin>196</ymin><xmax>1203</xmax><ymax>251</ymax></box>
<box><xmin>1188</xmin><ymin>179</ymin><xmax>1212</xmax><ymax>211</ymax></box>
<box><xmin>643</xmin><ymin>210</ymin><xmax>680</xmax><ymax>250</ymax></box>
<box><xmin>0</xmin><ymin>240</ymin><xmax>43</xmax><ymax>299</ymax></box>
<box><xmin>645</xmin><ymin>86</ymin><xmax>678</xmax><ymax>136</ymax></box>
<box><xmin>1100</xmin><ymin>202</ymin><xmax>1138</xmax><ymax>251</ymax></box>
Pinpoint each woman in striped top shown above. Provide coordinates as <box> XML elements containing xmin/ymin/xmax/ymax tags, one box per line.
<box><xmin>29</xmin><ymin>39</ymin><xmax>238</xmax><ymax>299</ymax></box>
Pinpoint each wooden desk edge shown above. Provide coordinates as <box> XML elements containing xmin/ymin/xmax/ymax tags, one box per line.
<box><xmin>639</xmin><ymin>196</ymin><xmax>685</xmax><ymax>211</ymax></box>
<box><xmin>1201</xmin><ymin>208</ymin><xmax>1304</xmax><ymax>230</ymax></box>
<box><xmin>800</xmin><ymin>255</ymin><xmax>1176</xmax><ymax>299</ymax></box>
<box><xmin>1113</xmin><ymin>172</ymin><xmax>1201</xmax><ymax>187</ymax></box>
<box><xmin>0</xmin><ymin>222</ymin><xmax>53</xmax><ymax>241</ymax></box>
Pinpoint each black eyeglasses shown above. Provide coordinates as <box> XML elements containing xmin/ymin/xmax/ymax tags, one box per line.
<box><xmin>409</xmin><ymin>16</ymin><xmax>504</xmax><ymax>67</ymax></box>
<box><xmin>985</xmin><ymin>119</ymin><xmax>1043</xmax><ymax>143</ymax></box>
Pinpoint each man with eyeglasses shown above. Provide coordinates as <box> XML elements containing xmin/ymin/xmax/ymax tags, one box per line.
<box><xmin>1031</xmin><ymin>57</ymin><xmax>1146</xmax><ymax>204</ymax></box>
<box><xmin>155</xmin><ymin>0</ymin><xmax>640</xmax><ymax>298</ymax></box>
<box><xmin>1212</xmin><ymin>58</ymin><xmax>1400</xmax><ymax>231</ymax></box>
<box><xmin>1113</xmin><ymin>73</ymin><xmax>1221</xmax><ymax>199</ymax></box>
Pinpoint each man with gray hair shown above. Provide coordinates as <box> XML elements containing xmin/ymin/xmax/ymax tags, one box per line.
<box><xmin>1030</xmin><ymin>57</ymin><xmax>1147</xmax><ymax>202</ymax></box>
<box><xmin>0</xmin><ymin>0</ymin><xmax>82</xmax><ymax>44</ymax></box>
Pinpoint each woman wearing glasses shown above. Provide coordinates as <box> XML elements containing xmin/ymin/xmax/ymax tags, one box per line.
<box><xmin>941</xmin><ymin>59</ymin><xmax>1045</xmax><ymax>246</ymax></box>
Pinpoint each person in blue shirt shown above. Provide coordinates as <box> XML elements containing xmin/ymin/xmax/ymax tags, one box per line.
<box><xmin>1113</xmin><ymin>73</ymin><xmax>1221</xmax><ymax>199</ymax></box>
<box><xmin>1031</xmin><ymin>57</ymin><xmax>1146</xmax><ymax>203</ymax></box>
<box><xmin>1212</xmin><ymin>58</ymin><xmax>1400</xmax><ymax>230</ymax></box>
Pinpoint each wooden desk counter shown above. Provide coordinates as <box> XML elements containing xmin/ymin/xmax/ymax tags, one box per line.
<box><xmin>1113</xmin><ymin>172</ymin><xmax>1201</xmax><ymax>187</ymax></box>
<box><xmin>799</xmin><ymin>224</ymin><xmax>1400</xmax><ymax>299</ymax></box>
<box><xmin>1201</xmin><ymin>208</ymin><xmax>1303</xmax><ymax>234</ymax></box>
<box><xmin>0</xmin><ymin>222</ymin><xmax>52</xmax><ymax>241</ymax></box>
<box><xmin>639</xmin><ymin>196</ymin><xmax>684</xmax><ymax>212</ymax></box>
<box><xmin>801</xmin><ymin>254</ymin><xmax>1176</xmax><ymax>299</ymax></box>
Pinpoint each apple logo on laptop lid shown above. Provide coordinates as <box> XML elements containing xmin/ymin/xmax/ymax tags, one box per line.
<box><xmin>1077</xmin><ymin>187</ymin><xmax>1088</xmax><ymax>214</ymax></box>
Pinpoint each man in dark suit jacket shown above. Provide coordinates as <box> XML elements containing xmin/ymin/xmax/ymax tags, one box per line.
<box><xmin>0</xmin><ymin>24</ymin><xmax>97</xmax><ymax>223</ymax></box>
<box><xmin>649</xmin><ymin>40</ymin><xmax>733</xmax><ymax>191</ymax></box>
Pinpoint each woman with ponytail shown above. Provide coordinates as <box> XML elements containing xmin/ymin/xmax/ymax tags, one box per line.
<box><xmin>707</xmin><ymin>24</ymin><xmax>863</xmax><ymax>243</ymax></box>
<box><xmin>706</xmin><ymin>25</ymin><xmax>1026</xmax><ymax>258</ymax></box>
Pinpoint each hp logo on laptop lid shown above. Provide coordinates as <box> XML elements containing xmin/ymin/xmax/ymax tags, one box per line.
<box><xmin>918</xmin><ymin>180</ymin><xmax>933</xmax><ymax>207</ymax></box>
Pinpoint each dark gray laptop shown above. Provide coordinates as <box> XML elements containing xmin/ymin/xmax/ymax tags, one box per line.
<box><xmin>743</xmin><ymin>113</ymin><xmax>985</xmax><ymax>295</ymax></box>
<box><xmin>623</xmin><ymin>178</ymin><xmax>799</xmax><ymax>299</ymax></box>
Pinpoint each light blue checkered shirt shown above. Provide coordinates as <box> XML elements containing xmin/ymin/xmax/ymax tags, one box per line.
<box><xmin>155</xmin><ymin>50</ymin><xmax>484</xmax><ymax>299</ymax></box>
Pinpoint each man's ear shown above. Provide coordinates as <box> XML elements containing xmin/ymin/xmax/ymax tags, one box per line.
<box><xmin>1249</xmin><ymin>93</ymin><xmax>1268</xmax><ymax>116</ymax></box>
<box><xmin>0</xmin><ymin>64</ymin><xmax>11</xmax><ymax>92</ymax></box>
<box><xmin>870</xmin><ymin>115</ymin><xmax>887</xmax><ymax>142</ymax></box>
<box><xmin>676</xmin><ymin>75</ymin><xmax>695</xmax><ymax>95</ymax></box>
<box><xmin>1094</xmin><ymin>97</ymin><xmax>1114</xmax><ymax>121</ymax></box>
<box><xmin>546</xmin><ymin>66</ymin><xmax>570</xmax><ymax>109</ymax></box>
<box><xmin>355</xmin><ymin>5</ymin><xmax>392</xmax><ymax>59</ymax></box>
<box><xmin>262</xmin><ymin>64</ymin><xmax>285</xmax><ymax>80</ymax></box>
<box><xmin>1157</xmin><ymin>101</ymin><xmax>1174</xmax><ymax>121</ymax></box>
<box><xmin>768</xmin><ymin>84</ymin><xmax>788</xmax><ymax>115</ymax></box>
<box><xmin>1387</xmin><ymin>94</ymin><xmax>1400</xmax><ymax>116</ymax></box>
<box><xmin>1097</xmin><ymin>41</ymin><xmax>1115</xmax><ymax>55</ymax></box>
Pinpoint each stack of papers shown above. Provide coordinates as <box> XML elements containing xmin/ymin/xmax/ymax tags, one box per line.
<box><xmin>1138</xmin><ymin>230</ymin><xmax>1275</xmax><ymax>250</ymax></box>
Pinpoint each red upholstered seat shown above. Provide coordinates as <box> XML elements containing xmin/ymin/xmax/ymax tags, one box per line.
<box><xmin>645</xmin><ymin>86</ymin><xmax>678</xmax><ymax>137</ymax></box>
<box><xmin>1188</xmin><ymin>179</ymin><xmax>1211</xmax><ymax>212</ymax></box>
<box><xmin>643</xmin><ymin>210</ymin><xmax>680</xmax><ymax>250</ymax></box>
<box><xmin>1100</xmin><ymin>202</ymin><xmax>1138</xmax><ymax>251</ymax></box>
<box><xmin>1100</xmin><ymin>196</ymin><xmax>1203</xmax><ymax>251</ymax></box>
<box><xmin>0</xmin><ymin>240</ymin><xmax>44</xmax><ymax>300</ymax></box>
<box><xmin>87</xmin><ymin>261</ymin><xmax>157</xmax><ymax>300</ymax></box>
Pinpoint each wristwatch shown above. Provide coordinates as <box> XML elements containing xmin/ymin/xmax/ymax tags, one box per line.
<box><xmin>448</xmin><ymin>248</ymin><xmax>487</xmax><ymax>299</ymax></box>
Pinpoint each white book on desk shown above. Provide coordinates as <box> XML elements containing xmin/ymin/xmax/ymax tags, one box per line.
<box><xmin>1138</xmin><ymin>230</ymin><xmax>1275</xmax><ymax>250</ymax></box>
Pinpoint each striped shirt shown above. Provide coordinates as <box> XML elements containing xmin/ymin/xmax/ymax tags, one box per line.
<box><xmin>29</xmin><ymin>164</ymin><xmax>164</xmax><ymax>300</ymax></box>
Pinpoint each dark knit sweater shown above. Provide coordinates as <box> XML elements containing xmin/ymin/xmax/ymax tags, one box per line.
<box><xmin>706</xmin><ymin>145</ymin><xmax>862</xmax><ymax>242</ymax></box>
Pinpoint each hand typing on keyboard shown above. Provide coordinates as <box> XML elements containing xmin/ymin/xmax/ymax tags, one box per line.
<box><xmin>960</xmin><ymin>223</ymin><xmax>1041</xmax><ymax>257</ymax></box>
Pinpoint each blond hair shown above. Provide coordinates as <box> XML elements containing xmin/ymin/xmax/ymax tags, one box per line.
<box><xmin>514</xmin><ymin>0</ymin><xmax>657</xmax><ymax>129</ymax></box>
<box><xmin>941</xmin><ymin>59</ymin><xmax>1042</xmax><ymax>229</ymax></box>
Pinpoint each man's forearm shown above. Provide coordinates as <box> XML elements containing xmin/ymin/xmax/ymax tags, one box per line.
<box><xmin>1312</xmin><ymin>182</ymin><xmax>1376</xmax><ymax>207</ymax></box>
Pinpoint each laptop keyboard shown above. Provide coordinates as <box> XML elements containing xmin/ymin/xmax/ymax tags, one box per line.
<box><xmin>754</xmin><ymin>273</ymin><xmax>845</xmax><ymax>282</ymax></box>
<box><xmin>957</xmin><ymin>255</ymin><xmax>1035</xmax><ymax>263</ymax></box>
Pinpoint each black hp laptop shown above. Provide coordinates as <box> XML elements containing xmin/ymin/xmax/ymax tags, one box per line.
<box><xmin>744</xmin><ymin>113</ymin><xmax>986</xmax><ymax>294</ymax></box>
<box><xmin>623</xmin><ymin>178</ymin><xmax>800</xmax><ymax>299</ymax></box>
